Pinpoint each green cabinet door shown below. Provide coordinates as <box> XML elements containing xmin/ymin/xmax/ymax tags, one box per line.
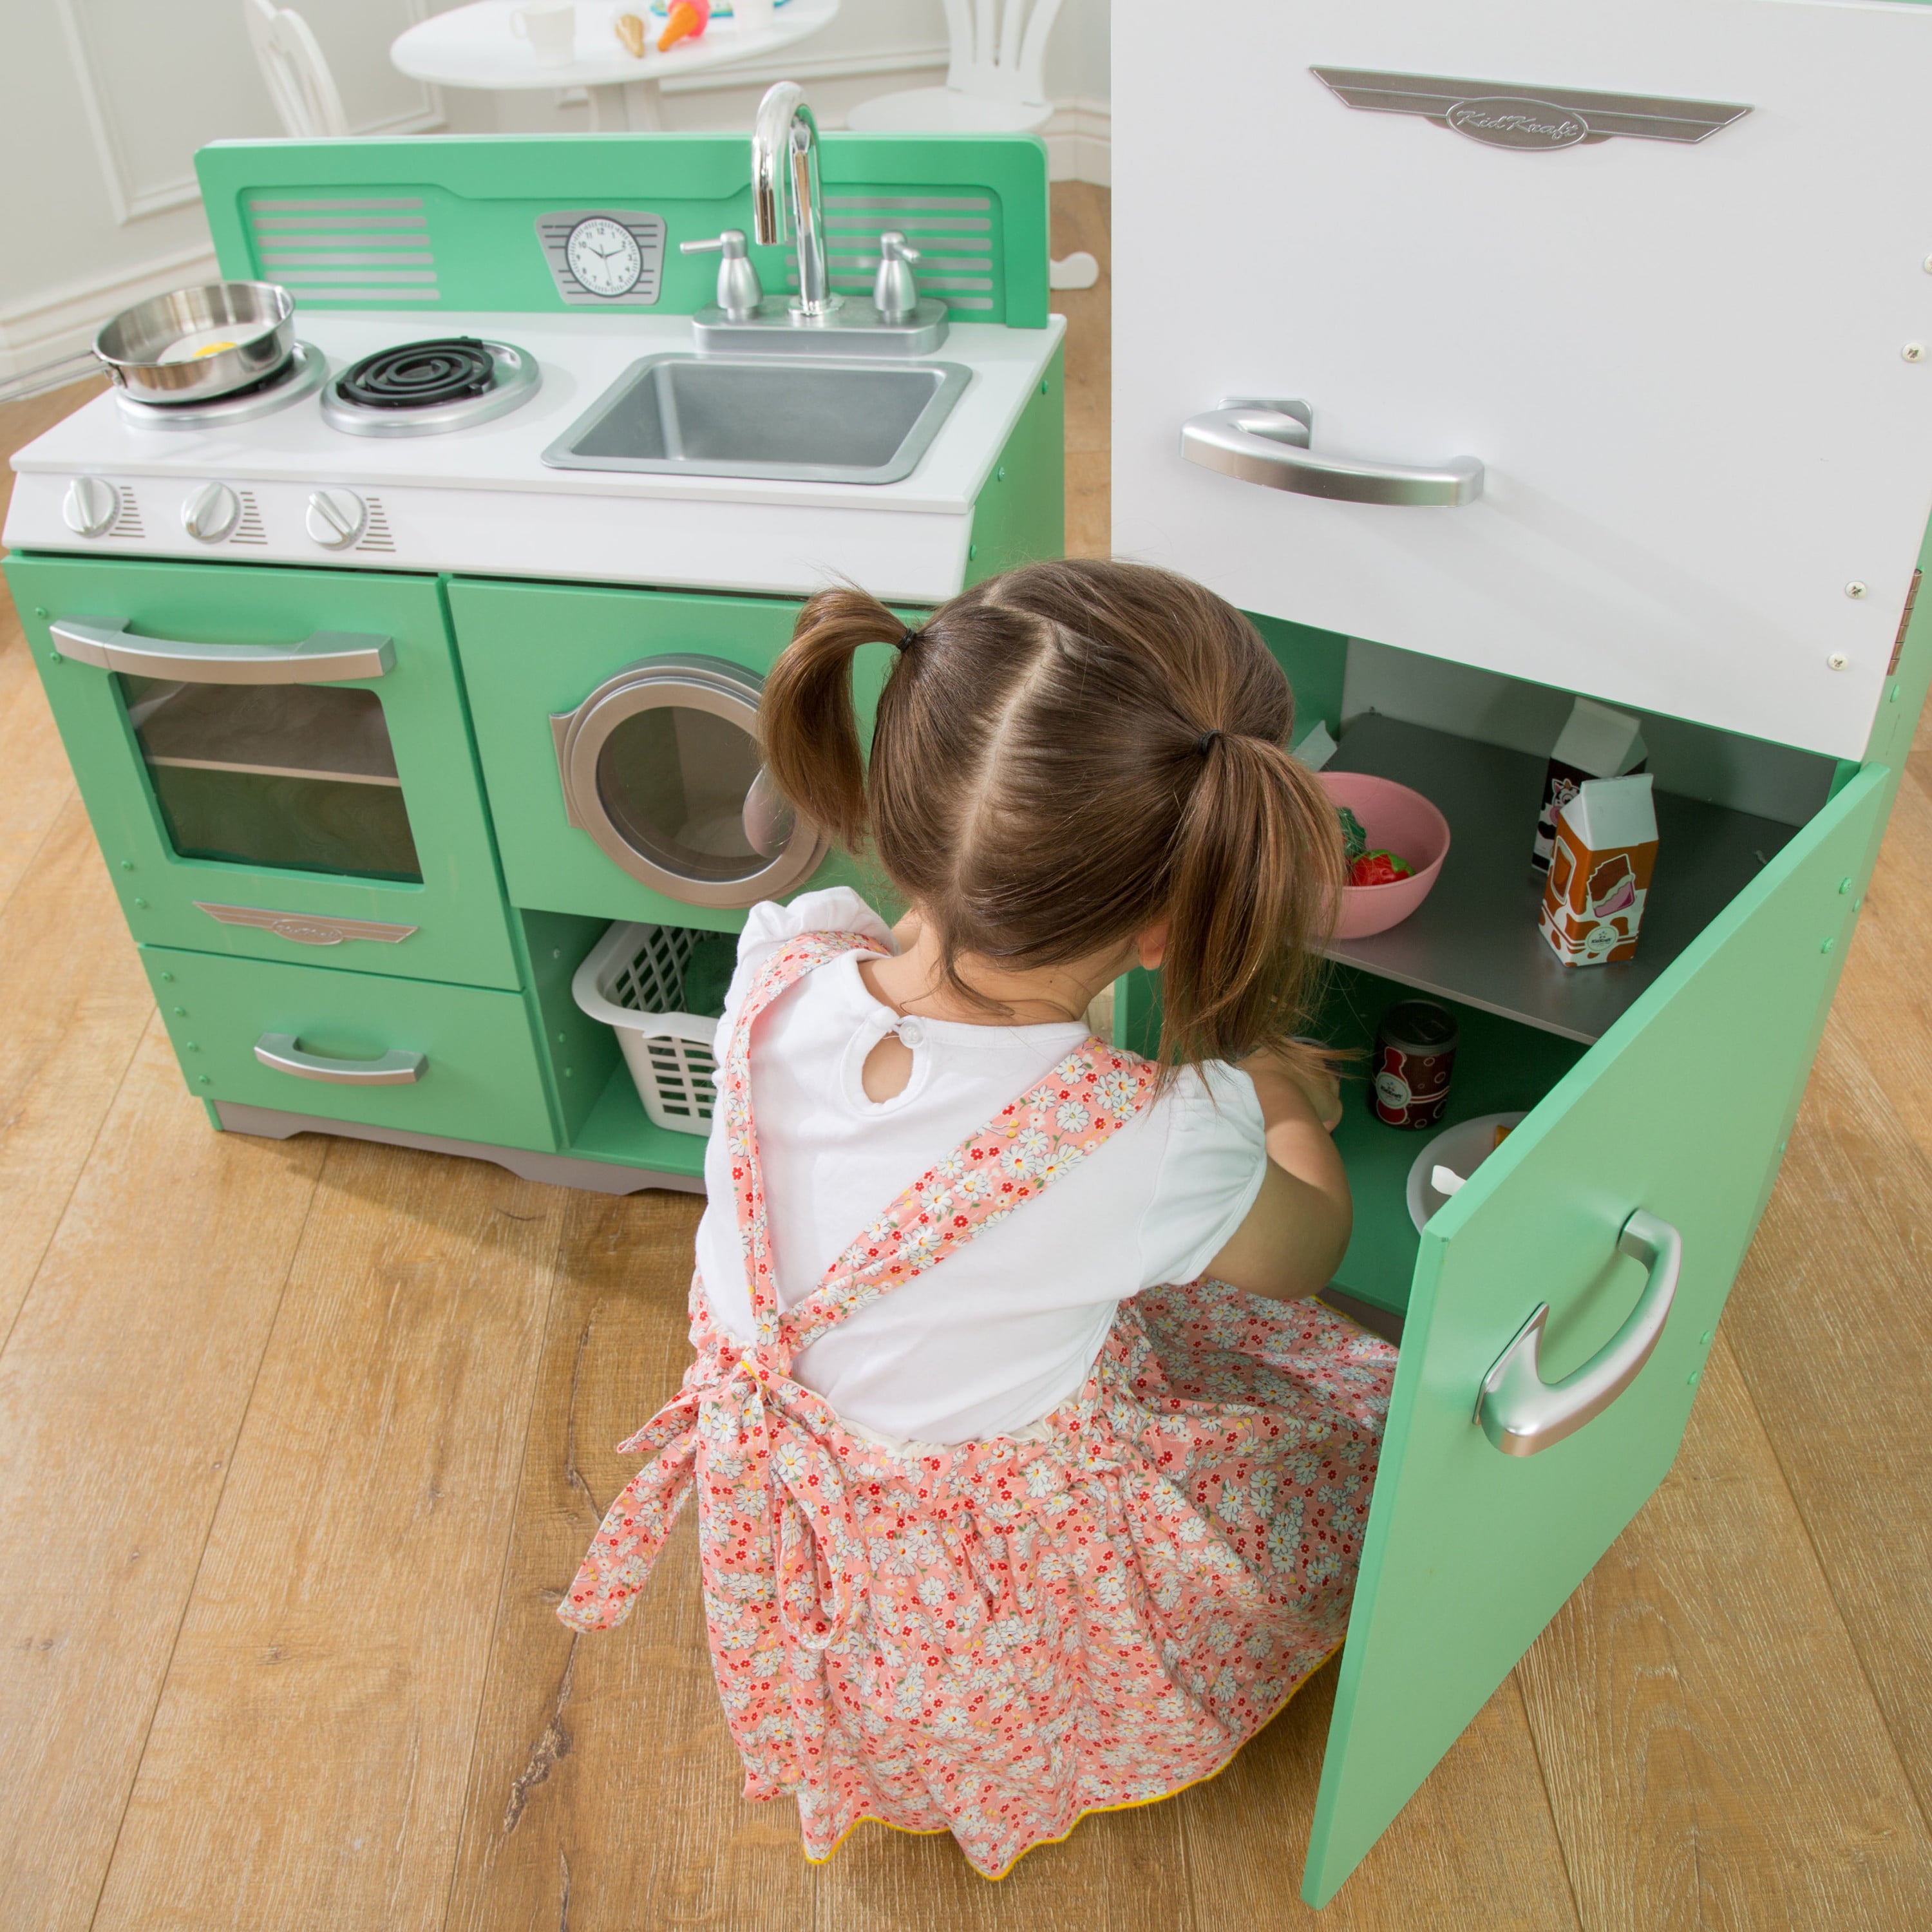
<box><xmin>5</xmin><ymin>555</ymin><xmax>520</xmax><ymax>990</ymax></box>
<box><xmin>1302</xmin><ymin>762</ymin><xmax>1891</xmax><ymax>1906</ymax></box>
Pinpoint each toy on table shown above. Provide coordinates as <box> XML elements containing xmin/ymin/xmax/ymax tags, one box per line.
<box><xmin>1534</xmin><ymin>696</ymin><xmax>1646</xmax><ymax>872</ymax></box>
<box><xmin>1371</xmin><ymin>999</ymin><xmax>1457</xmax><ymax>1130</ymax></box>
<box><xmin>614</xmin><ymin>12</ymin><xmax>647</xmax><ymax>54</ymax></box>
<box><xmin>658</xmin><ymin>0</ymin><xmax>710</xmax><ymax>50</ymax></box>
<box><xmin>1539</xmin><ymin>772</ymin><xmax>1659</xmax><ymax>967</ymax></box>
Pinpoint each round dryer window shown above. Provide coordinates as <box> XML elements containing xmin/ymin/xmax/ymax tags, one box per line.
<box><xmin>550</xmin><ymin>654</ymin><xmax>826</xmax><ymax>909</ymax></box>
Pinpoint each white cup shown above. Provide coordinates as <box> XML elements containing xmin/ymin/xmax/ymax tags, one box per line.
<box><xmin>732</xmin><ymin>0</ymin><xmax>777</xmax><ymax>32</ymax></box>
<box><xmin>511</xmin><ymin>3</ymin><xmax>576</xmax><ymax>64</ymax></box>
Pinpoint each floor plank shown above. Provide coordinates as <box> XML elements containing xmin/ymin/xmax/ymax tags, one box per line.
<box><xmin>1721</xmin><ymin>1016</ymin><xmax>1932</xmax><ymax>1833</ymax></box>
<box><xmin>0</xmin><ymin>1020</ymin><xmax>325</xmax><ymax>1932</ymax></box>
<box><xmin>91</xmin><ymin>1141</ymin><xmax>567</xmax><ymax>1932</ymax></box>
<box><xmin>1515</xmin><ymin>1329</ymin><xmax>1932</xmax><ymax>1931</ymax></box>
<box><xmin>0</xmin><ymin>799</ymin><xmax>155</xmax><ymax>1341</ymax></box>
<box><xmin>444</xmin><ymin>1189</ymin><xmax>824</xmax><ymax>1932</ymax></box>
<box><xmin>1051</xmin><ymin>182</ymin><xmax>1111</xmax><ymax>466</ymax></box>
<box><xmin>1182</xmin><ymin>1662</ymin><xmax>1584</xmax><ymax>1930</ymax></box>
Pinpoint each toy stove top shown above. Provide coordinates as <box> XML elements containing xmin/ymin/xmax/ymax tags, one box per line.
<box><xmin>111</xmin><ymin>333</ymin><xmax>541</xmax><ymax>439</ymax></box>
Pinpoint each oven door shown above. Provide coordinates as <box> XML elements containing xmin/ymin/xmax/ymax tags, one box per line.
<box><xmin>6</xmin><ymin>554</ymin><xmax>519</xmax><ymax>990</ymax></box>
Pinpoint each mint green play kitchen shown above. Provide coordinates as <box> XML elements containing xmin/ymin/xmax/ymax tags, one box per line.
<box><xmin>8</xmin><ymin>0</ymin><xmax>1932</xmax><ymax>1903</ymax></box>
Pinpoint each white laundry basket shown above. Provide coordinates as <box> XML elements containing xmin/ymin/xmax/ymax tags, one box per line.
<box><xmin>572</xmin><ymin>922</ymin><xmax>723</xmax><ymax>1137</ymax></box>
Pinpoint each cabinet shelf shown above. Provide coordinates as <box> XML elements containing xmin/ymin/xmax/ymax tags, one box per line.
<box><xmin>1325</xmin><ymin>714</ymin><xmax>1799</xmax><ymax>1045</ymax></box>
<box><xmin>567</xmin><ymin>1056</ymin><xmax>709</xmax><ymax>1183</ymax></box>
<box><xmin>1320</xmin><ymin>967</ymin><xmax>1588</xmax><ymax>1313</ymax></box>
<box><xmin>130</xmin><ymin>682</ymin><xmax>402</xmax><ymax>788</ymax></box>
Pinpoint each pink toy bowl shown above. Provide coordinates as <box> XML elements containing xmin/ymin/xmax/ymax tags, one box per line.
<box><xmin>1319</xmin><ymin>772</ymin><xmax>1452</xmax><ymax>940</ymax></box>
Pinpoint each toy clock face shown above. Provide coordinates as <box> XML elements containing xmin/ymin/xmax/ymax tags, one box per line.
<box><xmin>566</xmin><ymin>218</ymin><xmax>645</xmax><ymax>298</ymax></box>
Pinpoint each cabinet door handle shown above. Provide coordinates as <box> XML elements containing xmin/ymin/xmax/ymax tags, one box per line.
<box><xmin>1477</xmin><ymin>1208</ymin><xmax>1681</xmax><ymax>1456</ymax></box>
<box><xmin>253</xmin><ymin>1032</ymin><xmax>425</xmax><ymax>1085</ymax></box>
<box><xmin>1180</xmin><ymin>399</ymin><xmax>1484</xmax><ymax>507</ymax></box>
<box><xmin>49</xmin><ymin>616</ymin><xmax>394</xmax><ymax>683</ymax></box>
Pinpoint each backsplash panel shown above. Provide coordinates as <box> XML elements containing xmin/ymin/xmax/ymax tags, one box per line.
<box><xmin>197</xmin><ymin>135</ymin><xmax>1049</xmax><ymax>325</ymax></box>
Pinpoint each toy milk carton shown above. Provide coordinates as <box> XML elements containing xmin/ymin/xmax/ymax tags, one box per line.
<box><xmin>1539</xmin><ymin>773</ymin><xmax>1659</xmax><ymax>967</ymax></box>
<box><xmin>1533</xmin><ymin>697</ymin><xmax>1647</xmax><ymax>870</ymax></box>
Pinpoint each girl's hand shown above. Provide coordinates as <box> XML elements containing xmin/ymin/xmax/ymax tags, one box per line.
<box><xmin>1238</xmin><ymin>1047</ymin><xmax>1343</xmax><ymax>1133</ymax></box>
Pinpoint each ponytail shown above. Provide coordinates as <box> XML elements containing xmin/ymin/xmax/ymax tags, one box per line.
<box><xmin>1159</xmin><ymin>732</ymin><xmax>1344</xmax><ymax>1077</ymax></box>
<box><xmin>759</xmin><ymin>585</ymin><xmax>905</xmax><ymax>850</ymax></box>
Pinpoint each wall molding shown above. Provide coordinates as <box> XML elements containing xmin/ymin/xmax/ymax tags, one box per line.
<box><xmin>1044</xmin><ymin>95</ymin><xmax>1110</xmax><ymax>185</ymax></box>
<box><xmin>55</xmin><ymin>0</ymin><xmax>446</xmax><ymax>227</ymax></box>
<box><xmin>0</xmin><ymin>241</ymin><xmax>221</xmax><ymax>383</ymax></box>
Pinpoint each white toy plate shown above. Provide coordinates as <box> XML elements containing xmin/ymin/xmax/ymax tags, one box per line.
<box><xmin>1405</xmin><ymin>1112</ymin><xmax>1530</xmax><ymax>1232</ymax></box>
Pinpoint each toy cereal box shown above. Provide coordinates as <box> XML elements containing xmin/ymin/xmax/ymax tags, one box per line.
<box><xmin>1539</xmin><ymin>773</ymin><xmax>1658</xmax><ymax>967</ymax></box>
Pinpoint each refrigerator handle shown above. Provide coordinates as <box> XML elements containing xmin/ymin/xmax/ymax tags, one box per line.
<box><xmin>1475</xmin><ymin>1209</ymin><xmax>1682</xmax><ymax>1456</ymax></box>
<box><xmin>1180</xmin><ymin>399</ymin><xmax>1484</xmax><ymax>507</ymax></box>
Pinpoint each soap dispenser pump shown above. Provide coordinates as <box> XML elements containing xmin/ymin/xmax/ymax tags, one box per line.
<box><xmin>873</xmin><ymin>231</ymin><xmax>922</xmax><ymax>325</ymax></box>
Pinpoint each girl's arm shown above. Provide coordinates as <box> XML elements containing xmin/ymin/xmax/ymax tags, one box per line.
<box><xmin>1202</xmin><ymin>1052</ymin><xmax>1353</xmax><ymax>1302</ymax></box>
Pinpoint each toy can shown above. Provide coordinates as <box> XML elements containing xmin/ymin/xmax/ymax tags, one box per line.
<box><xmin>1372</xmin><ymin>1000</ymin><xmax>1458</xmax><ymax>1130</ymax></box>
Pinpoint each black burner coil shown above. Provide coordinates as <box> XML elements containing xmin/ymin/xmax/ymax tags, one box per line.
<box><xmin>336</xmin><ymin>337</ymin><xmax>497</xmax><ymax>410</ymax></box>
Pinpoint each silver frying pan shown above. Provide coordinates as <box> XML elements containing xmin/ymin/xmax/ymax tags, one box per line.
<box><xmin>0</xmin><ymin>280</ymin><xmax>298</xmax><ymax>407</ymax></box>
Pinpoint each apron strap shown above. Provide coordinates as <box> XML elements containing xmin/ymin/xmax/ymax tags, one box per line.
<box><xmin>717</xmin><ymin>931</ymin><xmax>891</xmax><ymax>1353</ymax></box>
<box><xmin>779</xmin><ymin>1038</ymin><xmax>1161</xmax><ymax>1358</ymax></box>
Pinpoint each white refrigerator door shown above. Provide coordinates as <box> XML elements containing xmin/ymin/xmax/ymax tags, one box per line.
<box><xmin>1112</xmin><ymin>0</ymin><xmax>1932</xmax><ymax>761</ymax></box>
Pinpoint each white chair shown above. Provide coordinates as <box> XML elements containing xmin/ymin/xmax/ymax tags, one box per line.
<box><xmin>846</xmin><ymin>0</ymin><xmax>1100</xmax><ymax>290</ymax></box>
<box><xmin>244</xmin><ymin>0</ymin><xmax>350</xmax><ymax>138</ymax></box>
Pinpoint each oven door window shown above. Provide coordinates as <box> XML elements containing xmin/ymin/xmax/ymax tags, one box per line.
<box><xmin>120</xmin><ymin>674</ymin><xmax>423</xmax><ymax>883</ymax></box>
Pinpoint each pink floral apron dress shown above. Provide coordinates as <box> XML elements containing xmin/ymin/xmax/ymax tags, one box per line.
<box><xmin>560</xmin><ymin>931</ymin><xmax>1399</xmax><ymax>1878</ymax></box>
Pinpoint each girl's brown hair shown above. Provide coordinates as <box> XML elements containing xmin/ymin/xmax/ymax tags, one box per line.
<box><xmin>759</xmin><ymin>559</ymin><xmax>1343</xmax><ymax>1074</ymax></box>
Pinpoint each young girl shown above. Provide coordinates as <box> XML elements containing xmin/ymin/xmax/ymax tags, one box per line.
<box><xmin>559</xmin><ymin>559</ymin><xmax>1399</xmax><ymax>1877</ymax></box>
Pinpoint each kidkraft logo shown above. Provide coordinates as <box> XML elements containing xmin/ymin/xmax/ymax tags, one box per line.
<box><xmin>1446</xmin><ymin>96</ymin><xmax>1589</xmax><ymax>151</ymax></box>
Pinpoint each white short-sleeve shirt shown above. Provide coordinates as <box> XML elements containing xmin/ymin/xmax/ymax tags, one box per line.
<box><xmin>693</xmin><ymin>889</ymin><xmax>1269</xmax><ymax>1445</ymax></box>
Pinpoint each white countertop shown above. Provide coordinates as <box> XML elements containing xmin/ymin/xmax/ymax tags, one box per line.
<box><xmin>6</xmin><ymin>311</ymin><xmax>1066</xmax><ymax>602</ymax></box>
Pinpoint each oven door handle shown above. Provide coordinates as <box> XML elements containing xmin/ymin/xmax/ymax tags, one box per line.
<box><xmin>254</xmin><ymin>1032</ymin><xmax>425</xmax><ymax>1085</ymax></box>
<box><xmin>48</xmin><ymin>616</ymin><xmax>394</xmax><ymax>684</ymax></box>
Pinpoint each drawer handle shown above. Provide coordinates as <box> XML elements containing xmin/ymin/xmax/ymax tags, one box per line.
<box><xmin>1477</xmin><ymin>1208</ymin><xmax>1681</xmax><ymax>1457</ymax></box>
<box><xmin>49</xmin><ymin>616</ymin><xmax>394</xmax><ymax>684</ymax></box>
<box><xmin>254</xmin><ymin>1032</ymin><xmax>425</xmax><ymax>1085</ymax></box>
<box><xmin>1180</xmin><ymin>399</ymin><xmax>1484</xmax><ymax>508</ymax></box>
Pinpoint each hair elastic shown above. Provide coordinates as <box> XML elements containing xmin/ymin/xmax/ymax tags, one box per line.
<box><xmin>1195</xmin><ymin>729</ymin><xmax>1223</xmax><ymax>756</ymax></box>
<box><xmin>896</xmin><ymin>627</ymin><xmax>922</xmax><ymax>651</ymax></box>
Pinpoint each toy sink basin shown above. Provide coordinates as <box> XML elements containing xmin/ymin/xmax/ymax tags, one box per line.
<box><xmin>1321</xmin><ymin>770</ymin><xmax>1452</xmax><ymax>939</ymax></box>
<box><xmin>542</xmin><ymin>352</ymin><xmax>972</xmax><ymax>484</ymax></box>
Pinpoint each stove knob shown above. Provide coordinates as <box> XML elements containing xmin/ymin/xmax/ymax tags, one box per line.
<box><xmin>62</xmin><ymin>476</ymin><xmax>119</xmax><ymax>537</ymax></box>
<box><xmin>181</xmin><ymin>481</ymin><xmax>241</xmax><ymax>544</ymax></box>
<box><xmin>306</xmin><ymin>488</ymin><xmax>367</xmax><ymax>551</ymax></box>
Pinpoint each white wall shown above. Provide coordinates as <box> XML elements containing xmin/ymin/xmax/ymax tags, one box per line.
<box><xmin>0</xmin><ymin>0</ymin><xmax>1108</xmax><ymax>384</ymax></box>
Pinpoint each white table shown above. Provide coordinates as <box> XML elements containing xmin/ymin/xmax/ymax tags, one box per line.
<box><xmin>392</xmin><ymin>0</ymin><xmax>842</xmax><ymax>131</ymax></box>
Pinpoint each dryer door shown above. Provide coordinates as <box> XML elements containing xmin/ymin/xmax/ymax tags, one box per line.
<box><xmin>550</xmin><ymin>654</ymin><xmax>826</xmax><ymax>910</ymax></box>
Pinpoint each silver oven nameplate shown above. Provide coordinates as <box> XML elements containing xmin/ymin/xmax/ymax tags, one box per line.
<box><xmin>194</xmin><ymin>901</ymin><xmax>419</xmax><ymax>947</ymax></box>
<box><xmin>1311</xmin><ymin>69</ymin><xmax>1752</xmax><ymax>151</ymax></box>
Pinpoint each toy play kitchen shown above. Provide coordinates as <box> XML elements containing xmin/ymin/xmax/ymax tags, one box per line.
<box><xmin>1110</xmin><ymin>0</ymin><xmax>1932</xmax><ymax>1905</ymax></box>
<box><xmin>8</xmin><ymin>0</ymin><xmax>1932</xmax><ymax>1902</ymax></box>
<box><xmin>2</xmin><ymin>99</ymin><xmax>1063</xmax><ymax>1191</ymax></box>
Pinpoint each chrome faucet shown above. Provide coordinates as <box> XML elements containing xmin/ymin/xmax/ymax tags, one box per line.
<box><xmin>751</xmin><ymin>81</ymin><xmax>837</xmax><ymax>319</ymax></box>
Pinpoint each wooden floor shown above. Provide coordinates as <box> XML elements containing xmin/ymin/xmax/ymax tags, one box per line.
<box><xmin>2</xmin><ymin>183</ymin><xmax>1931</xmax><ymax>1931</ymax></box>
